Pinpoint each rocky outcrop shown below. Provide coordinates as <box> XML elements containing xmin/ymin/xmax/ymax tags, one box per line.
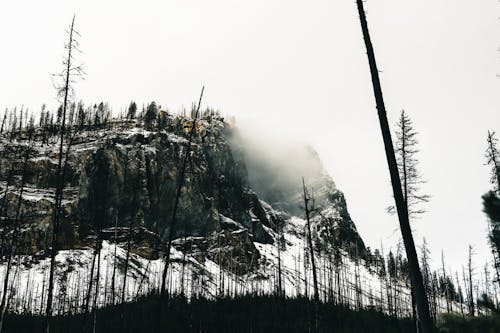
<box><xmin>172</xmin><ymin>228</ymin><xmax>260</xmax><ymax>274</ymax></box>
<box><xmin>0</xmin><ymin>113</ymin><xmax>367</xmax><ymax>269</ymax></box>
<box><xmin>0</xmin><ymin>117</ymin><xmax>274</xmax><ymax>257</ymax></box>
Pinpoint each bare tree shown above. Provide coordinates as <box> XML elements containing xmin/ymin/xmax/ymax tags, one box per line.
<box><xmin>44</xmin><ymin>15</ymin><xmax>84</xmax><ymax>333</ymax></box>
<box><xmin>160</xmin><ymin>86</ymin><xmax>205</xmax><ymax>296</ymax></box>
<box><xmin>302</xmin><ymin>178</ymin><xmax>319</xmax><ymax>303</ymax></box>
<box><xmin>0</xmin><ymin>131</ymin><xmax>34</xmax><ymax>332</ymax></box>
<box><xmin>0</xmin><ymin>109</ymin><xmax>6</xmax><ymax>134</ymax></box>
<box><xmin>467</xmin><ymin>245</ymin><xmax>475</xmax><ymax>316</ymax></box>
<box><xmin>302</xmin><ymin>178</ymin><xmax>319</xmax><ymax>331</ymax></box>
<box><xmin>354</xmin><ymin>1</ymin><xmax>435</xmax><ymax>332</ymax></box>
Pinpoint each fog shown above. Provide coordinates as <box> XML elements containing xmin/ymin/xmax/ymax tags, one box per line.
<box><xmin>232</xmin><ymin>122</ymin><xmax>336</xmax><ymax>216</ymax></box>
<box><xmin>1</xmin><ymin>0</ymin><xmax>499</xmax><ymax>272</ymax></box>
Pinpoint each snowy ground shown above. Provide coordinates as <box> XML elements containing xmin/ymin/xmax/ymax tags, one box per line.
<box><xmin>0</xmin><ymin>216</ymin><xmax>427</xmax><ymax>317</ymax></box>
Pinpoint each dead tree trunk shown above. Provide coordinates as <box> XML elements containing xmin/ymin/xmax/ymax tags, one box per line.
<box><xmin>0</xmin><ymin>109</ymin><xmax>6</xmax><ymax>134</ymax></box>
<box><xmin>302</xmin><ymin>178</ymin><xmax>319</xmax><ymax>303</ymax></box>
<box><xmin>45</xmin><ymin>15</ymin><xmax>81</xmax><ymax>333</ymax></box>
<box><xmin>160</xmin><ymin>86</ymin><xmax>204</xmax><ymax>296</ymax></box>
<box><xmin>467</xmin><ymin>245</ymin><xmax>475</xmax><ymax>316</ymax></box>
<box><xmin>354</xmin><ymin>1</ymin><xmax>435</xmax><ymax>332</ymax></box>
<box><xmin>121</xmin><ymin>217</ymin><xmax>134</xmax><ymax>304</ymax></box>
<box><xmin>92</xmin><ymin>238</ymin><xmax>102</xmax><ymax>333</ymax></box>
<box><xmin>111</xmin><ymin>215</ymin><xmax>118</xmax><ymax>304</ymax></box>
<box><xmin>0</xmin><ymin>133</ymin><xmax>33</xmax><ymax>332</ymax></box>
<box><xmin>276</xmin><ymin>221</ymin><xmax>284</xmax><ymax>297</ymax></box>
<box><xmin>84</xmin><ymin>238</ymin><xmax>99</xmax><ymax>313</ymax></box>
<box><xmin>302</xmin><ymin>178</ymin><xmax>319</xmax><ymax>332</ymax></box>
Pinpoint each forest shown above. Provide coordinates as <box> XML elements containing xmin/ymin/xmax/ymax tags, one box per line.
<box><xmin>1</xmin><ymin>1</ymin><xmax>500</xmax><ymax>333</ymax></box>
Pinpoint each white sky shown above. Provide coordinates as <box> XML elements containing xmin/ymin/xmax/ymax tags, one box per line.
<box><xmin>0</xmin><ymin>0</ymin><xmax>498</xmax><ymax>274</ymax></box>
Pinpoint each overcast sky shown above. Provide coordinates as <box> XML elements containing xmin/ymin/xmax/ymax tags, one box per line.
<box><xmin>1</xmin><ymin>0</ymin><xmax>498</xmax><ymax>273</ymax></box>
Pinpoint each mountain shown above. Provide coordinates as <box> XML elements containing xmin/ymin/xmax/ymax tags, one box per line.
<box><xmin>0</xmin><ymin>110</ymin><xmax>381</xmax><ymax>314</ymax></box>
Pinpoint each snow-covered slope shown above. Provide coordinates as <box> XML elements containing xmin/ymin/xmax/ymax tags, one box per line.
<box><xmin>0</xmin><ymin>114</ymin><xmax>444</xmax><ymax>317</ymax></box>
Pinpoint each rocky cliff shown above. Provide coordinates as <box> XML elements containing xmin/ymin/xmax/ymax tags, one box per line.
<box><xmin>0</xmin><ymin>112</ymin><xmax>366</xmax><ymax>269</ymax></box>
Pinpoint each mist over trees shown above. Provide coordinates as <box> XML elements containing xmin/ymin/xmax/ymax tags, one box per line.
<box><xmin>0</xmin><ymin>3</ymin><xmax>499</xmax><ymax>333</ymax></box>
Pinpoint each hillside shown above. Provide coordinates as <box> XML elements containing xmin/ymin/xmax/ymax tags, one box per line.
<box><xmin>0</xmin><ymin>111</ymin><xmax>378</xmax><ymax>312</ymax></box>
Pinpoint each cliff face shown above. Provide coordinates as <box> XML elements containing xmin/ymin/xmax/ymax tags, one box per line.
<box><xmin>0</xmin><ymin>113</ymin><xmax>365</xmax><ymax>265</ymax></box>
<box><xmin>0</xmin><ymin>116</ymin><xmax>273</xmax><ymax>256</ymax></box>
<box><xmin>76</xmin><ymin>122</ymin><xmax>273</xmax><ymax>246</ymax></box>
<box><xmin>0</xmin><ymin>113</ymin><xmax>383</xmax><ymax>314</ymax></box>
<box><xmin>233</xmin><ymin>132</ymin><xmax>367</xmax><ymax>258</ymax></box>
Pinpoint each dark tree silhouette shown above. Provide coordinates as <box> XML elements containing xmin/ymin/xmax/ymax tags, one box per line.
<box><xmin>44</xmin><ymin>15</ymin><xmax>84</xmax><ymax>333</ymax></box>
<box><xmin>389</xmin><ymin>110</ymin><xmax>430</xmax><ymax>218</ymax></box>
<box><xmin>302</xmin><ymin>178</ymin><xmax>319</xmax><ymax>304</ymax></box>
<box><xmin>484</xmin><ymin>131</ymin><xmax>500</xmax><ymax>283</ymax></box>
<box><xmin>0</xmin><ymin>130</ymin><xmax>34</xmax><ymax>333</ymax></box>
<box><xmin>467</xmin><ymin>245</ymin><xmax>475</xmax><ymax>316</ymax></box>
<box><xmin>302</xmin><ymin>178</ymin><xmax>319</xmax><ymax>331</ymax></box>
<box><xmin>144</xmin><ymin>102</ymin><xmax>158</xmax><ymax>130</ymax></box>
<box><xmin>354</xmin><ymin>1</ymin><xmax>435</xmax><ymax>332</ymax></box>
<box><xmin>160</xmin><ymin>86</ymin><xmax>205</xmax><ymax>296</ymax></box>
<box><xmin>0</xmin><ymin>109</ymin><xmax>6</xmax><ymax>134</ymax></box>
<box><xmin>127</xmin><ymin>101</ymin><xmax>137</xmax><ymax>120</ymax></box>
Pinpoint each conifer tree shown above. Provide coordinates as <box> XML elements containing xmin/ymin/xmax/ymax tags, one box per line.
<box><xmin>144</xmin><ymin>102</ymin><xmax>158</xmax><ymax>130</ymax></box>
<box><xmin>483</xmin><ymin>131</ymin><xmax>500</xmax><ymax>282</ymax></box>
<box><xmin>127</xmin><ymin>101</ymin><xmax>137</xmax><ymax>120</ymax></box>
<box><xmin>388</xmin><ymin>110</ymin><xmax>430</xmax><ymax>218</ymax></box>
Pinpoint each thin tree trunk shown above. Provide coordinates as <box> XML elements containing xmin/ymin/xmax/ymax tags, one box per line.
<box><xmin>302</xmin><ymin>178</ymin><xmax>319</xmax><ymax>331</ymax></box>
<box><xmin>467</xmin><ymin>245</ymin><xmax>475</xmax><ymax>316</ymax></box>
<box><xmin>354</xmin><ymin>2</ymin><xmax>435</xmax><ymax>332</ymax></box>
<box><xmin>111</xmin><ymin>215</ymin><xmax>118</xmax><ymax>304</ymax></box>
<box><xmin>85</xmin><ymin>239</ymin><xmax>98</xmax><ymax>313</ymax></box>
<box><xmin>0</xmin><ymin>133</ymin><xmax>33</xmax><ymax>332</ymax></box>
<box><xmin>121</xmin><ymin>220</ymin><xmax>134</xmax><ymax>304</ymax></box>
<box><xmin>276</xmin><ymin>224</ymin><xmax>283</xmax><ymax>297</ymax></box>
<box><xmin>302</xmin><ymin>178</ymin><xmax>319</xmax><ymax>303</ymax></box>
<box><xmin>160</xmin><ymin>86</ymin><xmax>204</xmax><ymax>296</ymax></box>
<box><xmin>92</xmin><ymin>239</ymin><xmax>101</xmax><ymax>333</ymax></box>
<box><xmin>45</xmin><ymin>15</ymin><xmax>76</xmax><ymax>333</ymax></box>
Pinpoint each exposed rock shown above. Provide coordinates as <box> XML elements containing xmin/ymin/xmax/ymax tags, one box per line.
<box><xmin>172</xmin><ymin>229</ymin><xmax>260</xmax><ymax>275</ymax></box>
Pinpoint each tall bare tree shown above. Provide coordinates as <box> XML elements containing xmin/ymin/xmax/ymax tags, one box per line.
<box><xmin>354</xmin><ymin>1</ymin><xmax>435</xmax><ymax>332</ymax></box>
<box><xmin>302</xmin><ymin>178</ymin><xmax>319</xmax><ymax>331</ymax></box>
<box><xmin>467</xmin><ymin>245</ymin><xmax>475</xmax><ymax>316</ymax></box>
<box><xmin>302</xmin><ymin>178</ymin><xmax>319</xmax><ymax>303</ymax></box>
<box><xmin>160</xmin><ymin>86</ymin><xmax>204</xmax><ymax>296</ymax></box>
<box><xmin>44</xmin><ymin>15</ymin><xmax>84</xmax><ymax>333</ymax></box>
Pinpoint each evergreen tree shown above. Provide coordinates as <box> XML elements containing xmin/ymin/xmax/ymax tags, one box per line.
<box><xmin>388</xmin><ymin>110</ymin><xmax>430</xmax><ymax>218</ymax></box>
<box><xmin>127</xmin><ymin>101</ymin><xmax>137</xmax><ymax>120</ymax></box>
<box><xmin>486</xmin><ymin>131</ymin><xmax>500</xmax><ymax>191</ymax></box>
<box><xmin>144</xmin><ymin>102</ymin><xmax>158</xmax><ymax>129</ymax></box>
<box><xmin>484</xmin><ymin>131</ymin><xmax>500</xmax><ymax>283</ymax></box>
